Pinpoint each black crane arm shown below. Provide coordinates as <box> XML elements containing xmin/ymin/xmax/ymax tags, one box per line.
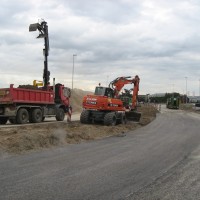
<box><xmin>29</xmin><ymin>20</ymin><xmax>50</xmax><ymax>90</ymax></box>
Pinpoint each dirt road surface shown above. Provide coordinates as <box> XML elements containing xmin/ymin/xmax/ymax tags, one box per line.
<box><xmin>0</xmin><ymin>105</ymin><xmax>157</xmax><ymax>154</ymax></box>
<box><xmin>1</xmin><ymin>105</ymin><xmax>200</xmax><ymax>200</ymax></box>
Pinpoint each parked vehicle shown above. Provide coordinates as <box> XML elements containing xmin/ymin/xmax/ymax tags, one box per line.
<box><xmin>0</xmin><ymin>20</ymin><xmax>71</xmax><ymax>124</ymax></box>
<box><xmin>80</xmin><ymin>76</ymin><xmax>141</xmax><ymax>126</ymax></box>
<box><xmin>166</xmin><ymin>96</ymin><xmax>179</xmax><ymax>109</ymax></box>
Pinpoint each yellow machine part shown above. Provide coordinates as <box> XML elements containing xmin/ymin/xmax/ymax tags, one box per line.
<box><xmin>33</xmin><ymin>80</ymin><xmax>43</xmax><ymax>87</ymax></box>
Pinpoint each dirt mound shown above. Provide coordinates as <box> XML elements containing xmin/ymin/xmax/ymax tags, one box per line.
<box><xmin>0</xmin><ymin>105</ymin><xmax>158</xmax><ymax>154</ymax></box>
<box><xmin>70</xmin><ymin>88</ymin><xmax>92</xmax><ymax>113</ymax></box>
<box><xmin>138</xmin><ymin>104</ymin><xmax>158</xmax><ymax>125</ymax></box>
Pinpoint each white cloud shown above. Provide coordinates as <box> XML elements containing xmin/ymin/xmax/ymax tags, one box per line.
<box><xmin>0</xmin><ymin>0</ymin><xmax>200</xmax><ymax>96</ymax></box>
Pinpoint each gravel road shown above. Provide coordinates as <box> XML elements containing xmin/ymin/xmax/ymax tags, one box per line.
<box><xmin>128</xmin><ymin>145</ymin><xmax>200</xmax><ymax>200</ymax></box>
<box><xmin>0</xmin><ymin>107</ymin><xmax>200</xmax><ymax>200</ymax></box>
<box><xmin>128</xmin><ymin>108</ymin><xmax>200</xmax><ymax>200</ymax></box>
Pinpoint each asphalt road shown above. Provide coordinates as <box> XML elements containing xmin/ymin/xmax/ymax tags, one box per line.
<box><xmin>1</xmin><ymin>107</ymin><xmax>200</xmax><ymax>200</ymax></box>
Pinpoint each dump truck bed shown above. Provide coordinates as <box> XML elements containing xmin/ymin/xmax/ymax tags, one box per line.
<box><xmin>0</xmin><ymin>84</ymin><xmax>54</xmax><ymax>104</ymax></box>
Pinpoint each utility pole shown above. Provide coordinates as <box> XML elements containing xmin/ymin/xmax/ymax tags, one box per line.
<box><xmin>199</xmin><ymin>78</ymin><xmax>200</xmax><ymax>97</ymax></box>
<box><xmin>185</xmin><ymin>77</ymin><xmax>188</xmax><ymax>103</ymax></box>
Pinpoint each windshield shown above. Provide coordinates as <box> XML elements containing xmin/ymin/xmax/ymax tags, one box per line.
<box><xmin>94</xmin><ymin>87</ymin><xmax>106</xmax><ymax>96</ymax></box>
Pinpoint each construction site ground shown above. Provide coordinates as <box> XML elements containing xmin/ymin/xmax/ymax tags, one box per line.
<box><xmin>0</xmin><ymin>105</ymin><xmax>158</xmax><ymax>155</ymax></box>
<box><xmin>0</xmin><ymin>103</ymin><xmax>198</xmax><ymax>155</ymax></box>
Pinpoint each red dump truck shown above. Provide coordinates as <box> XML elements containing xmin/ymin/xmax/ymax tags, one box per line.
<box><xmin>0</xmin><ymin>83</ymin><xmax>71</xmax><ymax>124</ymax></box>
<box><xmin>0</xmin><ymin>20</ymin><xmax>71</xmax><ymax>124</ymax></box>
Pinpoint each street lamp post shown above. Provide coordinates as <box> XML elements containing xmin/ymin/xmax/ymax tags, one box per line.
<box><xmin>72</xmin><ymin>54</ymin><xmax>77</xmax><ymax>90</ymax></box>
<box><xmin>199</xmin><ymin>79</ymin><xmax>200</xmax><ymax>97</ymax></box>
<box><xmin>185</xmin><ymin>77</ymin><xmax>187</xmax><ymax>103</ymax></box>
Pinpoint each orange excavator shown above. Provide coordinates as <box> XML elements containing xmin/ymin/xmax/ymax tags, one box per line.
<box><xmin>80</xmin><ymin>75</ymin><xmax>141</xmax><ymax>125</ymax></box>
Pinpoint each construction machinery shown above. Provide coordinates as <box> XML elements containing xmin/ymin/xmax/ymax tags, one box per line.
<box><xmin>0</xmin><ymin>20</ymin><xmax>71</xmax><ymax>124</ymax></box>
<box><xmin>166</xmin><ymin>96</ymin><xmax>180</xmax><ymax>109</ymax></box>
<box><xmin>80</xmin><ymin>75</ymin><xmax>141</xmax><ymax>126</ymax></box>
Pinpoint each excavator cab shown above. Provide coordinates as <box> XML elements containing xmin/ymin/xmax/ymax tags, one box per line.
<box><xmin>94</xmin><ymin>87</ymin><xmax>114</xmax><ymax>98</ymax></box>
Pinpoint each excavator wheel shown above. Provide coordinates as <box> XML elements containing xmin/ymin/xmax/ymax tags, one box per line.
<box><xmin>80</xmin><ymin>110</ymin><xmax>91</xmax><ymax>124</ymax></box>
<box><xmin>104</xmin><ymin>112</ymin><xmax>117</xmax><ymax>126</ymax></box>
<box><xmin>125</xmin><ymin>111</ymin><xmax>141</xmax><ymax>122</ymax></box>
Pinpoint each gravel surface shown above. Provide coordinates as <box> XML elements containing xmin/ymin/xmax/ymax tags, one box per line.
<box><xmin>127</xmin><ymin>146</ymin><xmax>200</xmax><ymax>200</ymax></box>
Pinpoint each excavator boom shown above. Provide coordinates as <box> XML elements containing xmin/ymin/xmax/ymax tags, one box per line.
<box><xmin>131</xmin><ymin>75</ymin><xmax>140</xmax><ymax>110</ymax></box>
<box><xmin>111</xmin><ymin>75</ymin><xmax>141</xmax><ymax>121</ymax></box>
<box><xmin>109</xmin><ymin>75</ymin><xmax>140</xmax><ymax>110</ymax></box>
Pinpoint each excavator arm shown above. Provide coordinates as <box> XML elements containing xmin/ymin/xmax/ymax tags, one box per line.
<box><xmin>109</xmin><ymin>76</ymin><xmax>132</xmax><ymax>97</ymax></box>
<box><xmin>109</xmin><ymin>75</ymin><xmax>140</xmax><ymax>109</ymax></box>
<box><xmin>131</xmin><ymin>75</ymin><xmax>140</xmax><ymax>110</ymax></box>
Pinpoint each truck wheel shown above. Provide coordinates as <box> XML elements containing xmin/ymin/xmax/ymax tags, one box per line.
<box><xmin>80</xmin><ymin>110</ymin><xmax>90</xmax><ymax>124</ymax></box>
<box><xmin>104</xmin><ymin>112</ymin><xmax>117</xmax><ymax>126</ymax></box>
<box><xmin>31</xmin><ymin>108</ymin><xmax>42</xmax><ymax>123</ymax></box>
<box><xmin>17</xmin><ymin>108</ymin><xmax>29</xmax><ymax>124</ymax></box>
<box><xmin>56</xmin><ymin>108</ymin><xmax>65</xmax><ymax>121</ymax></box>
<box><xmin>0</xmin><ymin>117</ymin><xmax>8</xmax><ymax>124</ymax></box>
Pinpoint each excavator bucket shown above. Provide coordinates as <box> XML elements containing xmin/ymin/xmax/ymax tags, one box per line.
<box><xmin>125</xmin><ymin>111</ymin><xmax>141</xmax><ymax>122</ymax></box>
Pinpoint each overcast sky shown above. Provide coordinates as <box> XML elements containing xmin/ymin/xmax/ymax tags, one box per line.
<box><xmin>0</xmin><ymin>0</ymin><xmax>200</xmax><ymax>95</ymax></box>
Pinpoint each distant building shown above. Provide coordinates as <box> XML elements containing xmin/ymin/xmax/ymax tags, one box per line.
<box><xmin>188</xmin><ymin>96</ymin><xmax>200</xmax><ymax>103</ymax></box>
<box><xmin>149</xmin><ymin>93</ymin><xmax>166</xmax><ymax>98</ymax></box>
<box><xmin>139</xmin><ymin>93</ymin><xmax>200</xmax><ymax>104</ymax></box>
<box><xmin>148</xmin><ymin>93</ymin><xmax>166</xmax><ymax>103</ymax></box>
